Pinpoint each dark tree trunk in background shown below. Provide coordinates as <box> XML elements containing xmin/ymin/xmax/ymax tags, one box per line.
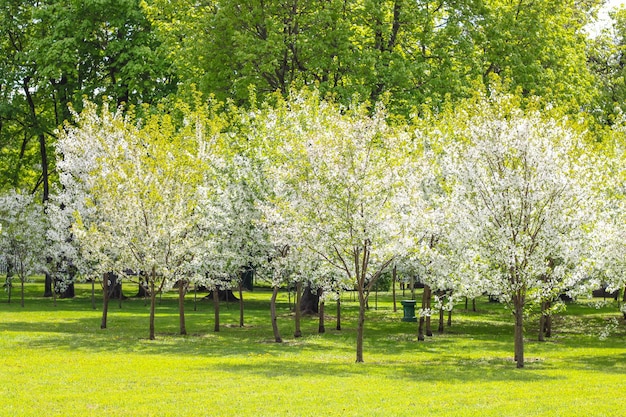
<box><xmin>213</xmin><ymin>287</ymin><xmax>220</xmax><ymax>332</ymax></box>
<box><xmin>318</xmin><ymin>290</ymin><xmax>326</xmax><ymax>334</ymax></box>
<box><xmin>206</xmin><ymin>289</ymin><xmax>239</xmax><ymax>302</ymax></box>
<box><xmin>101</xmin><ymin>273</ymin><xmax>110</xmax><ymax>329</ymax></box>
<box><xmin>271</xmin><ymin>285</ymin><xmax>282</xmax><ymax>342</ymax></box>
<box><xmin>44</xmin><ymin>272</ymin><xmax>53</xmax><ymax>297</ymax></box>
<box><xmin>149</xmin><ymin>275</ymin><xmax>156</xmax><ymax>340</ymax></box>
<box><xmin>300</xmin><ymin>283</ymin><xmax>319</xmax><ymax>314</ymax></box>
<box><xmin>135</xmin><ymin>276</ymin><xmax>149</xmax><ymax>298</ymax></box>
<box><xmin>513</xmin><ymin>292</ymin><xmax>525</xmax><ymax>368</ymax></box>
<box><xmin>336</xmin><ymin>296</ymin><xmax>341</xmax><ymax>331</ymax></box>
<box><xmin>179</xmin><ymin>279</ymin><xmax>187</xmax><ymax>335</ymax></box>
<box><xmin>447</xmin><ymin>309</ymin><xmax>452</xmax><ymax>327</ymax></box>
<box><xmin>59</xmin><ymin>282</ymin><xmax>75</xmax><ymax>299</ymax></box>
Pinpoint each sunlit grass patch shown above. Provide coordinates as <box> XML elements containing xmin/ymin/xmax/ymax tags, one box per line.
<box><xmin>0</xmin><ymin>278</ymin><xmax>625</xmax><ymax>416</ymax></box>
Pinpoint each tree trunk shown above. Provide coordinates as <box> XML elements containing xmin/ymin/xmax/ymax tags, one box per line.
<box><xmin>513</xmin><ymin>293</ymin><xmax>525</xmax><ymax>368</ymax></box>
<box><xmin>392</xmin><ymin>265</ymin><xmax>397</xmax><ymax>312</ymax></box>
<box><xmin>294</xmin><ymin>281</ymin><xmax>302</xmax><ymax>338</ymax></box>
<box><xmin>356</xmin><ymin>286</ymin><xmax>366</xmax><ymax>363</ymax></box>
<box><xmin>239</xmin><ymin>282</ymin><xmax>244</xmax><ymax>327</ymax></box>
<box><xmin>447</xmin><ymin>309</ymin><xmax>452</xmax><ymax>327</ymax></box>
<box><xmin>472</xmin><ymin>298</ymin><xmax>476</xmax><ymax>312</ymax></box>
<box><xmin>179</xmin><ymin>279</ymin><xmax>187</xmax><ymax>335</ymax></box>
<box><xmin>91</xmin><ymin>279</ymin><xmax>96</xmax><ymax>310</ymax></box>
<box><xmin>336</xmin><ymin>296</ymin><xmax>341</xmax><ymax>331</ymax></box>
<box><xmin>545</xmin><ymin>301</ymin><xmax>552</xmax><ymax>338</ymax></box>
<box><xmin>300</xmin><ymin>283</ymin><xmax>319</xmax><ymax>314</ymax></box>
<box><xmin>44</xmin><ymin>272</ymin><xmax>53</xmax><ymax>297</ymax></box>
<box><xmin>319</xmin><ymin>301</ymin><xmax>326</xmax><ymax>334</ymax></box>
<box><xmin>101</xmin><ymin>273</ymin><xmax>110</xmax><ymax>329</ymax></box>
<box><xmin>270</xmin><ymin>285</ymin><xmax>282</xmax><ymax>343</ymax></box>
<box><xmin>149</xmin><ymin>271</ymin><xmax>156</xmax><ymax>340</ymax></box>
<box><xmin>465</xmin><ymin>297</ymin><xmax>468</xmax><ymax>311</ymax></box>
<box><xmin>213</xmin><ymin>286</ymin><xmax>220</xmax><ymax>332</ymax></box>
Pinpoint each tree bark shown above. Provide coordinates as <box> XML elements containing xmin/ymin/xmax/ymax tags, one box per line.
<box><xmin>294</xmin><ymin>281</ymin><xmax>302</xmax><ymax>338</ymax></box>
<box><xmin>356</xmin><ymin>286</ymin><xmax>366</xmax><ymax>363</ymax></box>
<box><xmin>513</xmin><ymin>293</ymin><xmax>525</xmax><ymax>368</ymax></box>
<box><xmin>447</xmin><ymin>309</ymin><xmax>452</xmax><ymax>327</ymax></box>
<box><xmin>44</xmin><ymin>272</ymin><xmax>53</xmax><ymax>297</ymax></box>
<box><xmin>239</xmin><ymin>282</ymin><xmax>244</xmax><ymax>327</ymax></box>
<box><xmin>213</xmin><ymin>286</ymin><xmax>220</xmax><ymax>332</ymax></box>
<box><xmin>101</xmin><ymin>273</ymin><xmax>109</xmax><ymax>329</ymax></box>
<box><xmin>179</xmin><ymin>279</ymin><xmax>187</xmax><ymax>335</ymax></box>
<box><xmin>336</xmin><ymin>296</ymin><xmax>341</xmax><ymax>331</ymax></box>
<box><xmin>149</xmin><ymin>270</ymin><xmax>156</xmax><ymax>340</ymax></box>
<box><xmin>91</xmin><ymin>278</ymin><xmax>96</xmax><ymax>310</ymax></box>
<box><xmin>318</xmin><ymin>301</ymin><xmax>326</xmax><ymax>334</ymax></box>
<box><xmin>271</xmin><ymin>285</ymin><xmax>283</xmax><ymax>343</ymax></box>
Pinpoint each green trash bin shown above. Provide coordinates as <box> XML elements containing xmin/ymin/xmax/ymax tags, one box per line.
<box><xmin>401</xmin><ymin>300</ymin><xmax>417</xmax><ymax>322</ymax></box>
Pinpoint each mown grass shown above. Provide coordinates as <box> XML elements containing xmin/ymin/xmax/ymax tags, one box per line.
<box><xmin>1</xmin><ymin>278</ymin><xmax>625</xmax><ymax>416</ymax></box>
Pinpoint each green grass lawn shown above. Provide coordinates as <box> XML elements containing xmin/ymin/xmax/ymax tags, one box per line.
<box><xmin>1</xmin><ymin>279</ymin><xmax>625</xmax><ymax>417</ymax></box>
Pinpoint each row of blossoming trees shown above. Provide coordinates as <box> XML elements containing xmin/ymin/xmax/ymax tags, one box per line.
<box><xmin>1</xmin><ymin>91</ymin><xmax>625</xmax><ymax>367</ymax></box>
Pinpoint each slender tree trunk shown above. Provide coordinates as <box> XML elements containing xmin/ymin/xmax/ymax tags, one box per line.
<box><xmin>194</xmin><ymin>284</ymin><xmax>197</xmax><ymax>312</ymax></box>
<box><xmin>213</xmin><ymin>286</ymin><xmax>220</xmax><ymax>332</ymax></box>
<box><xmin>149</xmin><ymin>271</ymin><xmax>156</xmax><ymax>340</ymax></box>
<box><xmin>447</xmin><ymin>309</ymin><xmax>452</xmax><ymax>327</ymax></box>
<box><xmin>513</xmin><ymin>293</ymin><xmax>525</xmax><ymax>368</ymax></box>
<box><xmin>294</xmin><ymin>281</ymin><xmax>302</xmax><ymax>338</ymax></box>
<box><xmin>410</xmin><ymin>275</ymin><xmax>415</xmax><ymax>300</ymax></box>
<box><xmin>20</xmin><ymin>278</ymin><xmax>25</xmax><ymax>307</ymax></box>
<box><xmin>7</xmin><ymin>278</ymin><xmax>11</xmax><ymax>304</ymax></box>
<box><xmin>101</xmin><ymin>273</ymin><xmax>109</xmax><ymax>329</ymax></box>
<box><xmin>545</xmin><ymin>301</ymin><xmax>552</xmax><ymax>338</ymax></box>
<box><xmin>392</xmin><ymin>265</ymin><xmax>397</xmax><ymax>312</ymax></box>
<box><xmin>317</xmin><ymin>288</ymin><xmax>325</xmax><ymax>333</ymax></box>
<box><xmin>239</xmin><ymin>282</ymin><xmax>244</xmax><ymax>327</ymax></box>
<box><xmin>179</xmin><ymin>279</ymin><xmax>187</xmax><ymax>335</ymax></box>
<box><xmin>271</xmin><ymin>285</ymin><xmax>282</xmax><ymax>343</ymax></box>
<box><xmin>356</xmin><ymin>286</ymin><xmax>366</xmax><ymax>363</ymax></box>
<box><xmin>91</xmin><ymin>279</ymin><xmax>96</xmax><ymax>310</ymax></box>
<box><xmin>465</xmin><ymin>297</ymin><xmax>468</xmax><ymax>311</ymax></box>
<box><xmin>336</xmin><ymin>296</ymin><xmax>341</xmax><ymax>331</ymax></box>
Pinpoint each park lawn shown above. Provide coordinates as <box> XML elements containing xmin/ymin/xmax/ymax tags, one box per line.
<box><xmin>0</xmin><ymin>279</ymin><xmax>625</xmax><ymax>417</ymax></box>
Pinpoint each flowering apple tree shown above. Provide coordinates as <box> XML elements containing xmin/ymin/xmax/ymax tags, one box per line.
<box><xmin>55</xmin><ymin>101</ymin><xmax>213</xmax><ymax>339</ymax></box>
<box><xmin>258</xmin><ymin>92</ymin><xmax>411</xmax><ymax>362</ymax></box>
<box><xmin>443</xmin><ymin>94</ymin><xmax>597</xmax><ymax>368</ymax></box>
<box><xmin>0</xmin><ymin>189</ymin><xmax>47</xmax><ymax>307</ymax></box>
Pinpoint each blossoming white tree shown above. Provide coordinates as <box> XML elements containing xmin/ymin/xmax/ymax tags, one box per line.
<box><xmin>258</xmin><ymin>92</ymin><xmax>411</xmax><ymax>362</ymax></box>
<box><xmin>56</xmin><ymin>101</ymin><xmax>212</xmax><ymax>339</ymax></box>
<box><xmin>444</xmin><ymin>95</ymin><xmax>597</xmax><ymax>368</ymax></box>
<box><xmin>0</xmin><ymin>189</ymin><xmax>47</xmax><ymax>307</ymax></box>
